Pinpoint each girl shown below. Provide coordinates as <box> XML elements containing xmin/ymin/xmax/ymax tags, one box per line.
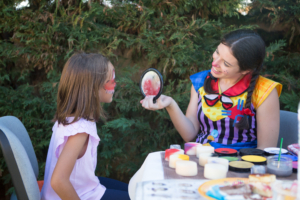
<box><xmin>140</xmin><ymin>29</ymin><xmax>282</xmax><ymax>150</ymax></box>
<box><xmin>41</xmin><ymin>52</ymin><xmax>130</xmax><ymax>200</ymax></box>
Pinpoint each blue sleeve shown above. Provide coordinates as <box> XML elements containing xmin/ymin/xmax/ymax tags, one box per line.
<box><xmin>189</xmin><ymin>70</ymin><xmax>210</xmax><ymax>92</ymax></box>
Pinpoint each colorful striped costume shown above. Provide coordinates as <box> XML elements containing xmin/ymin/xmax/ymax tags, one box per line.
<box><xmin>190</xmin><ymin>70</ymin><xmax>282</xmax><ymax>149</ymax></box>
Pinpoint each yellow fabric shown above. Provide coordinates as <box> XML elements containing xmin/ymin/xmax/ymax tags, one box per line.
<box><xmin>198</xmin><ymin>75</ymin><xmax>282</xmax><ymax>122</ymax></box>
<box><xmin>199</xmin><ymin>87</ymin><xmax>247</xmax><ymax>121</ymax></box>
<box><xmin>252</xmin><ymin>76</ymin><xmax>282</xmax><ymax>109</ymax></box>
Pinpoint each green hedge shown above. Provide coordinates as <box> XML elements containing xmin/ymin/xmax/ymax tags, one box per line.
<box><xmin>0</xmin><ymin>0</ymin><xmax>299</xmax><ymax>197</ymax></box>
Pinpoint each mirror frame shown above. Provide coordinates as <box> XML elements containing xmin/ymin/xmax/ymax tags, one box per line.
<box><xmin>139</xmin><ymin>68</ymin><xmax>163</xmax><ymax>103</ymax></box>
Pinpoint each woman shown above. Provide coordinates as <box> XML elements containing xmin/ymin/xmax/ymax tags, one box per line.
<box><xmin>140</xmin><ymin>29</ymin><xmax>282</xmax><ymax>150</ymax></box>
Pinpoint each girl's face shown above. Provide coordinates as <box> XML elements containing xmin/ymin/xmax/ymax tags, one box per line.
<box><xmin>211</xmin><ymin>43</ymin><xmax>249</xmax><ymax>79</ymax></box>
<box><xmin>99</xmin><ymin>62</ymin><xmax>116</xmax><ymax>103</ymax></box>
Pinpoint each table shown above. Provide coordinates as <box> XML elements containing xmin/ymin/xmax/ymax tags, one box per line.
<box><xmin>128</xmin><ymin>151</ymin><xmax>298</xmax><ymax>200</ymax></box>
<box><xmin>135</xmin><ymin>179</ymin><xmax>208</xmax><ymax>200</ymax></box>
<box><xmin>129</xmin><ymin>151</ymin><xmax>165</xmax><ymax>200</ymax></box>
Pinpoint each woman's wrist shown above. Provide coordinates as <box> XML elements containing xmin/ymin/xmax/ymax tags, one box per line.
<box><xmin>165</xmin><ymin>97</ymin><xmax>176</xmax><ymax>110</ymax></box>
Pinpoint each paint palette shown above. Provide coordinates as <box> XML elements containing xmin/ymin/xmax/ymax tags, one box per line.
<box><xmin>229</xmin><ymin>161</ymin><xmax>254</xmax><ymax>172</ymax></box>
<box><xmin>198</xmin><ymin>178</ymin><xmax>249</xmax><ymax>200</ymax></box>
<box><xmin>215</xmin><ymin>148</ymin><xmax>238</xmax><ymax>156</ymax></box>
<box><xmin>241</xmin><ymin>155</ymin><xmax>267</xmax><ymax>165</ymax></box>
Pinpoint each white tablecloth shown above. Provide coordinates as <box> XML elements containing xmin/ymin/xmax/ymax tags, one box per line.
<box><xmin>129</xmin><ymin>151</ymin><xmax>165</xmax><ymax>200</ymax></box>
<box><xmin>128</xmin><ymin>151</ymin><xmax>208</xmax><ymax>200</ymax></box>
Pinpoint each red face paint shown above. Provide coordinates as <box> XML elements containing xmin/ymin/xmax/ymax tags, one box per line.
<box><xmin>212</xmin><ymin>61</ymin><xmax>219</xmax><ymax>67</ymax></box>
<box><xmin>104</xmin><ymin>70</ymin><xmax>116</xmax><ymax>94</ymax></box>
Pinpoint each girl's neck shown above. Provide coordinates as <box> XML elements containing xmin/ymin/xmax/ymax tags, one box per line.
<box><xmin>89</xmin><ymin>114</ymin><xmax>95</xmax><ymax>122</ymax></box>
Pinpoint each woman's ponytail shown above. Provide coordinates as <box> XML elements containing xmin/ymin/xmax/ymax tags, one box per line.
<box><xmin>235</xmin><ymin>64</ymin><xmax>263</xmax><ymax>129</ymax></box>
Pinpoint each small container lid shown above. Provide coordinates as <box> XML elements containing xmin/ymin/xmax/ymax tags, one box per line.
<box><xmin>215</xmin><ymin>148</ymin><xmax>238</xmax><ymax>156</ymax></box>
<box><xmin>250</xmin><ymin>165</ymin><xmax>266</xmax><ymax>174</ymax></box>
<box><xmin>229</xmin><ymin>161</ymin><xmax>254</xmax><ymax>172</ymax></box>
<box><xmin>264</xmin><ymin>147</ymin><xmax>288</xmax><ymax>155</ymax></box>
<box><xmin>221</xmin><ymin>157</ymin><xmax>239</xmax><ymax>162</ymax></box>
<box><xmin>170</xmin><ymin>144</ymin><xmax>181</xmax><ymax>149</ymax></box>
<box><xmin>241</xmin><ymin>155</ymin><xmax>267</xmax><ymax>165</ymax></box>
<box><xmin>273</xmin><ymin>154</ymin><xmax>298</xmax><ymax>162</ymax></box>
<box><xmin>239</xmin><ymin>148</ymin><xmax>264</xmax><ymax>156</ymax></box>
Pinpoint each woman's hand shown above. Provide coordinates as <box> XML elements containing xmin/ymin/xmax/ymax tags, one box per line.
<box><xmin>140</xmin><ymin>85</ymin><xmax>200</xmax><ymax>142</ymax></box>
<box><xmin>140</xmin><ymin>94</ymin><xmax>173</xmax><ymax>110</ymax></box>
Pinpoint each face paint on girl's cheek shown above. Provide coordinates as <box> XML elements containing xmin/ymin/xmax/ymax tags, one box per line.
<box><xmin>223</xmin><ymin>70</ymin><xmax>228</xmax><ymax>74</ymax></box>
<box><xmin>104</xmin><ymin>70</ymin><xmax>116</xmax><ymax>94</ymax></box>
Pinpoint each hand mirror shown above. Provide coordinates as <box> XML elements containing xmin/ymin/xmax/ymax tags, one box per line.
<box><xmin>140</xmin><ymin>68</ymin><xmax>163</xmax><ymax>103</ymax></box>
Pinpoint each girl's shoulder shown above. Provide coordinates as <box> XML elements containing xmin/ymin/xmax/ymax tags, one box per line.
<box><xmin>53</xmin><ymin>117</ymin><xmax>99</xmax><ymax>140</ymax></box>
<box><xmin>190</xmin><ymin>70</ymin><xmax>210</xmax><ymax>92</ymax></box>
<box><xmin>52</xmin><ymin>118</ymin><xmax>100</xmax><ymax>159</ymax></box>
<box><xmin>252</xmin><ymin>75</ymin><xmax>282</xmax><ymax>109</ymax></box>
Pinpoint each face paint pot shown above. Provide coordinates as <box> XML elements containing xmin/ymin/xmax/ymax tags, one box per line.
<box><xmin>229</xmin><ymin>161</ymin><xmax>254</xmax><ymax>172</ymax></box>
<box><xmin>266</xmin><ymin>156</ymin><xmax>292</xmax><ymax>177</ymax></box>
<box><xmin>250</xmin><ymin>165</ymin><xmax>266</xmax><ymax>174</ymax></box>
<box><xmin>184</xmin><ymin>142</ymin><xmax>201</xmax><ymax>155</ymax></box>
<box><xmin>170</xmin><ymin>144</ymin><xmax>181</xmax><ymax>149</ymax></box>
<box><xmin>241</xmin><ymin>155</ymin><xmax>267</xmax><ymax>165</ymax></box>
<box><xmin>293</xmin><ymin>161</ymin><xmax>297</xmax><ymax>173</ymax></box>
<box><xmin>264</xmin><ymin>147</ymin><xmax>288</xmax><ymax>156</ymax></box>
<box><xmin>221</xmin><ymin>157</ymin><xmax>239</xmax><ymax>162</ymax></box>
<box><xmin>239</xmin><ymin>148</ymin><xmax>265</xmax><ymax>156</ymax></box>
<box><xmin>215</xmin><ymin>148</ymin><xmax>238</xmax><ymax>157</ymax></box>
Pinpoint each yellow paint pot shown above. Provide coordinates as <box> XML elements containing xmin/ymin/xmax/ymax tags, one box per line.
<box><xmin>178</xmin><ymin>154</ymin><xmax>189</xmax><ymax>160</ymax></box>
<box><xmin>241</xmin><ymin>155</ymin><xmax>267</xmax><ymax>165</ymax></box>
<box><xmin>229</xmin><ymin>161</ymin><xmax>254</xmax><ymax>172</ymax></box>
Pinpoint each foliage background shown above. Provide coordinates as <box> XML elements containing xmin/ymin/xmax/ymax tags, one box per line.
<box><xmin>0</xmin><ymin>0</ymin><xmax>299</xmax><ymax>198</ymax></box>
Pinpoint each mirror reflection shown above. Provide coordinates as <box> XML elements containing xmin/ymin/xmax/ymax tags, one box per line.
<box><xmin>141</xmin><ymin>71</ymin><xmax>161</xmax><ymax>96</ymax></box>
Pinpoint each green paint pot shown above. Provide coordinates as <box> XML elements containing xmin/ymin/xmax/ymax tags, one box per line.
<box><xmin>221</xmin><ymin>157</ymin><xmax>239</xmax><ymax>162</ymax></box>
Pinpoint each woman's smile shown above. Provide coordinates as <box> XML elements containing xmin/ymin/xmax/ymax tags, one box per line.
<box><xmin>211</xmin><ymin>66</ymin><xmax>222</xmax><ymax>74</ymax></box>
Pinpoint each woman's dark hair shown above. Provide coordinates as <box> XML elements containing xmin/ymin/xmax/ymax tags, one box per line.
<box><xmin>204</xmin><ymin>29</ymin><xmax>266</xmax><ymax>129</ymax></box>
<box><xmin>53</xmin><ymin>52</ymin><xmax>110</xmax><ymax>125</ymax></box>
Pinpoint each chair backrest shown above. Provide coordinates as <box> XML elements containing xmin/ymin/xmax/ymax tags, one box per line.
<box><xmin>0</xmin><ymin>116</ymin><xmax>40</xmax><ymax>200</ymax></box>
<box><xmin>278</xmin><ymin>110</ymin><xmax>298</xmax><ymax>149</ymax></box>
<box><xmin>0</xmin><ymin>116</ymin><xmax>38</xmax><ymax>177</ymax></box>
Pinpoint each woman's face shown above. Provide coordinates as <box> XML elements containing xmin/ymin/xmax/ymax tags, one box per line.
<box><xmin>99</xmin><ymin>62</ymin><xmax>116</xmax><ymax>103</ymax></box>
<box><xmin>211</xmin><ymin>43</ymin><xmax>248</xmax><ymax>79</ymax></box>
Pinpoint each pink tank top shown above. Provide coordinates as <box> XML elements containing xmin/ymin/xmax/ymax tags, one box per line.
<box><xmin>41</xmin><ymin>117</ymin><xmax>106</xmax><ymax>200</ymax></box>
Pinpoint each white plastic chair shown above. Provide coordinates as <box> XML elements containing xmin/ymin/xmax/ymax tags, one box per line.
<box><xmin>0</xmin><ymin>116</ymin><xmax>40</xmax><ymax>200</ymax></box>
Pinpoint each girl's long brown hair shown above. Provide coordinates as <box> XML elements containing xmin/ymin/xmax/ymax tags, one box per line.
<box><xmin>53</xmin><ymin>52</ymin><xmax>110</xmax><ymax>125</ymax></box>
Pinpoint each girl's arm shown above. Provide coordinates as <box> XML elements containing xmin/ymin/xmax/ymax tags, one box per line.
<box><xmin>256</xmin><ymin>88</ymin><xmax>280</xmax><ymax>149</ymax></box>
<box><xmin>141</xmin><ymin>85</ymin><xmax>200</xmax><ymax>142</ymax></box>
<box><xmin>51</xmin><ymin>132</ymin><xmax>89</xmax><ymax>200</ymax></box>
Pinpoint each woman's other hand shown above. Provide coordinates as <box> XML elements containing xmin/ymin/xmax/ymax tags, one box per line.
<box><xmin>140</xmin><ymin>94</ymin><xmax>173</xmax><ymax>110</ymax></box>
